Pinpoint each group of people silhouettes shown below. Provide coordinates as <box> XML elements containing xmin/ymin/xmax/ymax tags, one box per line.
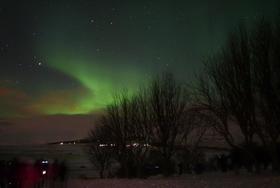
<box><xmin>0</xmin><ymin>158</ymin><xmax>68</xmax><ymax>188</ymax></box>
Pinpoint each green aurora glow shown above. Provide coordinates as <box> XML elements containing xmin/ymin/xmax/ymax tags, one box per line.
<box><xmin>1</xmin><ymin>0</ymin><xmax>278</xmax><ymax>117</ymax></box>
<box><xmin>42</xmin><ymin>51</ymin><xmax>146</xmax><ymax>114</ymax></box>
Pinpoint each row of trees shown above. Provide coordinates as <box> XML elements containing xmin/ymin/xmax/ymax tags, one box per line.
<box><xmin>88</xmin><ymin>15</ymin><xmax>280</xmax><ymax>177</ymax></box>
<box><xmin>88</xmin><ymin>74</ymin><xmax>207</xmax><ymax>178</ymax></box>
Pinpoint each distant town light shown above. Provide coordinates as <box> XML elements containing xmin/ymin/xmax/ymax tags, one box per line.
<box><xmin>133</xmin><ymin>143</ymin><xmax>139</xmax><ymax>147</ymax></box>
<box><xmin>144</xmin><ymin>143</ymin><xmax>151</xmax><ymax>147</ymax></box>
<box><xmin>60</xmin><ymin>142</ymin><xmax>64</xmax><ymax>145</ymax></box>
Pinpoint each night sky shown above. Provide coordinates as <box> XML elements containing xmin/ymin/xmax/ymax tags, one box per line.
<box><xmin>0</xmin><ymin>0</ymin><xmax>279</xmax><ymax>144</ymax></box>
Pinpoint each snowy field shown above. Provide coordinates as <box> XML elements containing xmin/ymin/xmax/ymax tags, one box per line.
<box><xmin>68</xmin><ymin>174</ymin><xmax>280</xmax><ymax>188</ymax></box>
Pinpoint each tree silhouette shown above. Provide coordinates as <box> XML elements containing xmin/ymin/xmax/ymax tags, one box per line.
<box><xmin>148</xmin><ymin>73</ymin><xmax>189</xmax><ymax>175</ymax></box>
<box><xmin>196</xmin><ymin>17</ymin><xmax>280</xmax><ymax>171</ymax></box>
<box><xmin>88</xmin><ymin>124</ymin><xmax>114</xmax><ymax>178</ymax></box>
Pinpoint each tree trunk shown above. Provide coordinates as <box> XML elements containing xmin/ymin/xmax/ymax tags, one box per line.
<box><xmin>99</xmin><ymin>168</ymin><xmax>104</xmax><ymax>179</ymax></box>
<box><xmin>270</xmin><ymin>142</ymin><xmax>280</xmax><ymax>172</ymax></box>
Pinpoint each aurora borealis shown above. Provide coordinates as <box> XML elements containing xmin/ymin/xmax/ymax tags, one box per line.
<box><xmin>0</xmin><ymin>0</ymin><xmax>279</xmax><ymax>144</ymax></box>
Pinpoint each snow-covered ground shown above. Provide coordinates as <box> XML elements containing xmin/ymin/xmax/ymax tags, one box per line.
<box><xmin>68</xmin><ymin>173</ymin><xmax>280</xmax><ymax>188</ymax></box>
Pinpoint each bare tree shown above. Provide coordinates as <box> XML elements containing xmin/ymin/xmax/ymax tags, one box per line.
<box><xmin>148</xmin><ymin>72</ymin><xmax>189</xmax><ymax>175</ymax></box>
<box><xmin>89</xmin><ymin>90</ymin><xmax>152</xmax><ymax>178</ymax></box>
<box><xmin>196</xmin><ymin>17</ymin><xmax>280</xmax><ymax>171</ymax></box>
<box><xmin>88</xmin><ymin>72</ymin><xmax>202</xmax><ymax>177</ymax></box>
<box><xmin>88</xmin><ymin>123</ymin><xmax>114</xmax><ymax>178</ymax></box>
<box><xmin>195</xmin><ymin>76</ymin><xmax>237</xmax><ymax>148</ymax></box>
<box><xmin>195</xmin><ymin>24</ymin><xmax>258</xmax><ymax>171</ymax></box>
<box><xmin>127</xmin><ymin>91</ymin><xmax>152</xmax><ymax>177</ymax></box>
<box><xmin>251</xmin><ymin>18</ymin><xmax>280</xmax><ymax>170</ymax></box>
<box><xmin>103</xmin><ymin>92</ymin><xmax>132</xmax><ymax>177</ymax></box>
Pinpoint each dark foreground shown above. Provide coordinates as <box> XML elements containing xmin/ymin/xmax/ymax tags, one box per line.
<box><xmin>68</xmin><ymin>173</ymin><xmax>280</xmax><ymax>188</ymax></box>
